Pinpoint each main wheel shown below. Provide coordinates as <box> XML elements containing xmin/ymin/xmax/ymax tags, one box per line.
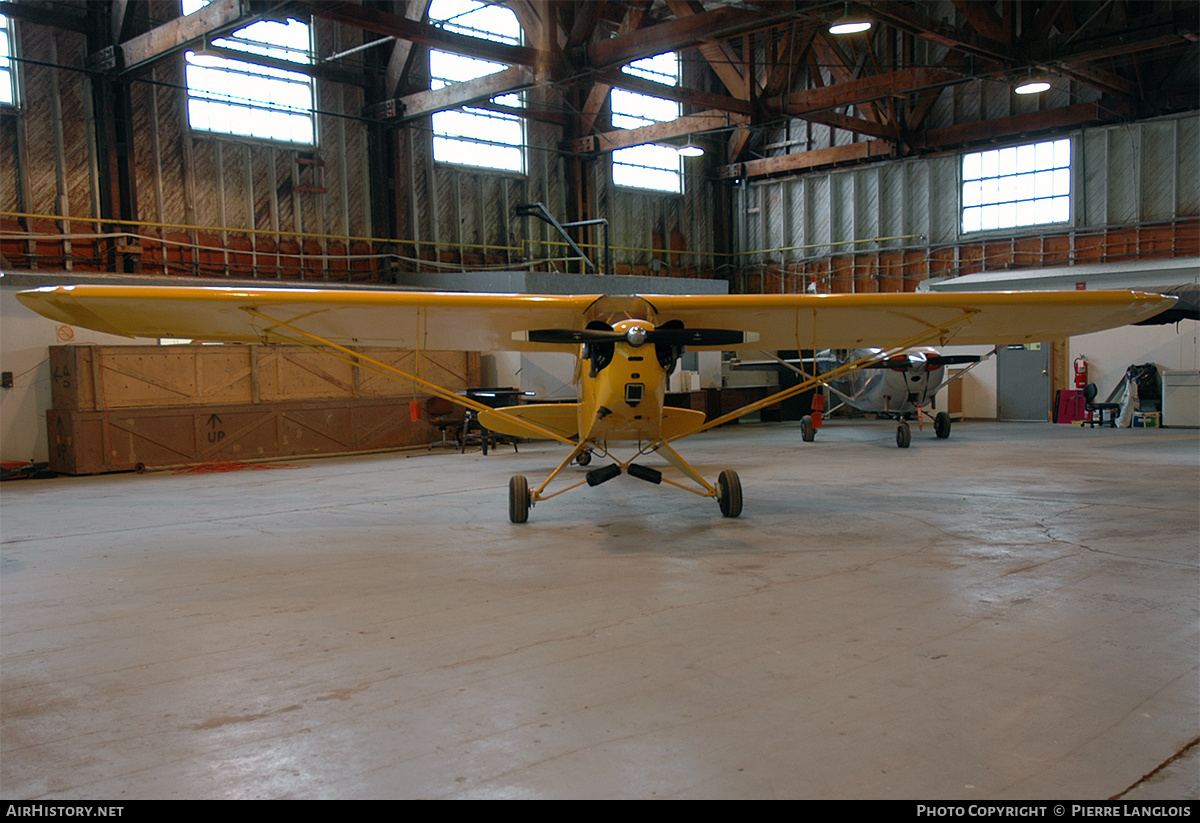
<box><xmin>896</xmin><ymin>422</ymin><xmax>911</xmax><ymax>449</ymax></box>
<box><xmin>934</xmin><ymin>411</ymin><xmax>951</xmax><ymax>439</ymax></box>
<box><xmin>509</xmin><ymin>475</ymin><xmax>531</xmax><ymax>523</ymax></box>
<box><xmin>800</xmin><ymin>414</ymin><xmax>816</xmax><ymax>442</ymax></box>
<box><xmin>716</xmin><ymin>469</ymin><xmax>743</xmax><ymax>518</ymax></box>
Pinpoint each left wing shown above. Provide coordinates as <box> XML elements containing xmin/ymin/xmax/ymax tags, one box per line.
<box><xmin>17</xmin><ymin>285</ymin><xmax>1174</xmax><ymax>351</ymax></box>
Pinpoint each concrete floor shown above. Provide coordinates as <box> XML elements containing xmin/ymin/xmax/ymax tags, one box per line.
<box><xmin>1</xmin><ymin>421</ymin><xmax>1196</xmax><ymax>799</ymax></box>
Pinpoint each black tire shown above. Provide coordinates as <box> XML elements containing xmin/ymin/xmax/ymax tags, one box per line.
<box><xmin>896</xmin><ymin>423</ymin><xmax>911</xmax><ymax>449</ymax></box>
<box><xmin>800</xmin><ymin>415</ymin><xmax>816</xmax><ymax>442</ymax></box>
<box><xmin>934</xmin><ymin>411</ymin><xmax>951</xmax><ymax>439</ymax></box>
<box><xmin>509</xmin><ymin>475</ymin><xmax>531</xmax><ymax>523</ymax></box>
<box><xmin>575</xmin><ymin>449</ymin><xmax>592</xmax><ymax>466</ymax></box>
<box><xmin>717</xmin><ymin>469</ymin><xmax>743</xmax><ymax>518</ymax></box>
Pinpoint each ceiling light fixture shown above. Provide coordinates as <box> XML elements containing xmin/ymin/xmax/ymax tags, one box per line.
<box><xmin>677</xmin><ymin>137</ymin><xmax>704</xmax><ymax>157</ymax></box>
<box><xmin>829</xmin><ymin>4</ymin><xmax>872</xmax><ymax>35</ymax></box>
<box><xmin>1015</xmin><ymin>71</ymin><xmax>1052</xmax><ymax>95</ymax></box>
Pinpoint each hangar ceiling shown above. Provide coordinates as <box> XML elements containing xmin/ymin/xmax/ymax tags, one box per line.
<box><xmin>5</xmin><ymin>0</ymin><xmax>1196</xmax><ymax>182</ymax></box>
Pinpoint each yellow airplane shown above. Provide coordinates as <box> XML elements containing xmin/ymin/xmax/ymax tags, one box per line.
<box><xmin>16</xmin><ymin>285</ymin><xmax>1173</xmax><ymax>522</ymax></box>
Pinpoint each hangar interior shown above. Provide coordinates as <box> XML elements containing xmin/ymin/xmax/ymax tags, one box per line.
<box><xmin>1</xmin><ymin>0</ymin><xmax>1197</xmax><ymax>800</ymax></box>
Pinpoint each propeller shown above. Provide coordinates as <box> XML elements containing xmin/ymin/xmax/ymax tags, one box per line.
<box><xmin>517</xmin><ymin>325</ymin><xmax>757</xmax><ymax>347</ymax></box>
<box><xmin>863</xmin><ymin>353</ymin><xmax>982</xmax><ymax>371</ymax></box>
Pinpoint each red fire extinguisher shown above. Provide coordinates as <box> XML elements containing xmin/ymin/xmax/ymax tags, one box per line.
<box><xmin>1074</xmin><ymin>355</ymin><xmax>1089</xmax><ymax>389</ymax></box>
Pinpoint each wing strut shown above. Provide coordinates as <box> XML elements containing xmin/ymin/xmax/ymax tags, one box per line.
<box><xmin>244</xmin><ymin>308</ymin><xmax>578</xmax><ymax>447</ymax></box>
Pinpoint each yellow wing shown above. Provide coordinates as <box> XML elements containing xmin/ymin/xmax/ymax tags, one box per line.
<box><xmin>16</xmin><ymin>285</ymin><xmax>1174</xmax><ymax>351</ymax></box>
<box><xmin>644</xmin><ymin>291</ymin><xmax>1175</xmax><ymax>349</ymax></box>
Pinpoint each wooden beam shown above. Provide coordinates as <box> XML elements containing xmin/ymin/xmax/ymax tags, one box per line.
<box><xmin>868</xmin><ymin>1</ymin><xmax>1019</xmax><ymax>64</ymax></box>
<box><xmin>911</xmin><ymin>102</ymin><xmax>1103</xmax><ymax>149</ymax></box>
<box><xmin>568</xmin><ymin>110</ymin><xmax>735</xmax><ymax>154</ymax></box>
<box><xmin>471</xmin><ymin>98</ymin><xmax>569</xmax><ymax>127</ymax></box>
<box><xmin>117</xmin><ymin>0</ymin><xmax>253</xmax><ymax>74</ymax></box>
<box><xmin>718</xmin><ymin>140</ymin><xmax>895</xmax><ymax>180</ymax></box>
<box><xmin>759</xmin><ymin>22</ymin><xmax>818</xmax><ymax>98</ymax></box>
<box><xmin>664</xmin><ymin>0</ymin><xmax>748</xmax><ymax>99</ymax></box>
<box><xmin>384</xmin><ymin>0</ymin><xmax>432</xmax><ymax>99</ymax></box>
<box><xmin>952</xmin><ymin>0</ymin><xmax>1007</xmax><ymax>44</ymax></box>
<box><xmin>583</xmin><ymin>4</ymin><xmax>772</xmax><ymax>72</ymax></box>
<box><xmin>398</xmin><ymin>65</ymin><xmax>537</xmax><ymax>120</ymax></box>
<box><xmin>302</xmin><ymin>1</ymin><xmax>538</xmax><ymax>66</ymax></box>
<box><xmin>803</xmin><ymin>110</ymin><xmax>897</xmax><ymax>141</ymax></box>
<box><xmin>199</xmin><ymin>42</ymin><xmax>366</xmax><ymax>85</ymax></box>
<box><xmin>566</xmin><ymin>0</ymin><xmax>605</xmax><ymax>49</ymax></box>
<box><xmin>768</xmin><ymin>67</ymin><xmax>961</xmax><ymax>118</ymax></box>
<box><xmin>0</xmin><ymin>1</ymin><xmax>89</xmax><ymax>33</ymax></box>
<box><xmin>809</xmin><ymin>31</ymin><xmax>882</xmax><ymax>123</ymax></box>
<box><xmin>594</xmin><ymin>68</ymin><xmax>753</xmax><ymax>115</ymax></box>
<box><xmin>1055</xmin><ymin>60</ymin><xmax>1137</xmax><ymax>101</ymax></box>
<box><xmin>577</xmin><ymin>1</ymin><xmax>651</xmax><ymax>135</ymax></box>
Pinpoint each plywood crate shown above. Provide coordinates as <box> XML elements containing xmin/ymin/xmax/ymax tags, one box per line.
<box><xmin>49</xmin><ymin>344</ymin><xmax>480</xmax><ymax>410</ymax></box>
<box><xmin>47</xmin><ymin>397</ymin><xmax>452</xmax><ymax>475</ymax></box>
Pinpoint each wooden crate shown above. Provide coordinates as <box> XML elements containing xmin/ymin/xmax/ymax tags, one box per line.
<box><xmin>47</xmin><ymin>398</ymin><xmax>453</xmax><ymax>475</ymax></box>
<box><xmin>49</xmin><ymin>344</ymin><xmax>480</xmax><ymax>410</ymax></box>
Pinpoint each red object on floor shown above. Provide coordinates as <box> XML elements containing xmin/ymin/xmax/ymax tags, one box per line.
<box><xmin>1056</xmin><ymin>389</ymin><xmax>1086</xmax><ymax>423</ymax></box>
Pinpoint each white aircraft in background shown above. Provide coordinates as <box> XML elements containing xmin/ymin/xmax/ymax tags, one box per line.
<box><xmin>736</xmin><ymin>347</ymin><xmax>990</xmax><ymax>447</ymax></box>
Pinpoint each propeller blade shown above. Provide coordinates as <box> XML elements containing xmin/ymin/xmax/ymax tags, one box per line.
<box><xmin>644</xmin><ymin>328</ymin><xmax>759</xmax><ymax>347</ymax></box>
<box><xmin>516</xmin><ymin>326</ymin><xmax>758</xmax><ymax>347</ymax></box>
<box><xmin>924</xmin><ymin>354</ymin><xmax>983</xmax><ymax>367</ymax></box>
<box><xmin>515</xmin><ymin>328</ymin><xmax>624</xmax><ymax>344</ymax></box>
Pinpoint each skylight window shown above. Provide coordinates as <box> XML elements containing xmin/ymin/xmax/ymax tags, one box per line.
<box><xmin>182</xmin><ymin>0</ymin><xmax>314</xmax><ymax>145</ymax></box>
<box><xmin>961</xmin><ymin>138</ymin><xmax>1071</xmax><ymax>233</ymax></box>
<box><xmin>0</xmin><ymin>13</ymin><xmax>16</xmax><ymax>106</ymax></box>
<box><xmin>428</xmin><ymin>0</ymin><xmax>525</xmax><ymax>174</ymax></box>
<box><xmin>611</xmin><ymin>52</ymin><xmax>682</xmax><ymax>193</ymax></box>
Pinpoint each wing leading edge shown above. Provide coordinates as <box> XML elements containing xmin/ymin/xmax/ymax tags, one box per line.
<box><xmin>16</xmin><ymin>285</ymin><xmax>1174</xmax><ymax>351</ymax></box>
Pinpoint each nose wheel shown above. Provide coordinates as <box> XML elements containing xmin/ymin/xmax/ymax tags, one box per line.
<box><xmin>896</xmin><ymin>422</ymin><xmax>911</xmax><ymax>448</ymax></box>
<box><xmin>716</xmin><ymin>469</ymin><xmax>743</xmax><ymax>518</ymax></box>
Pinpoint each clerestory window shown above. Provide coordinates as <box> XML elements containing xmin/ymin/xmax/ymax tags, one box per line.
<box><xmin>611</xmin><ymin>52</ymin><xmax>682</xmax><ymax>194</ymax></box>
<box><xmin>182</xmin><ymin>0</ymin><xmax>315</xmax><ymax>145</ymax></box>
<box><xmin>0</xmin><ymin>12</ymin><xmax>17</xmax><ymax>107</ymax></box>
<box><xmin>961</xmin><ymin>138</ymin><xmax>1071</xmax><ymax>233</ymax></box>
<box><xmin>428</xmin><ymin>0</ymin><xmax>525</xmax><ymax>174</ymax></box>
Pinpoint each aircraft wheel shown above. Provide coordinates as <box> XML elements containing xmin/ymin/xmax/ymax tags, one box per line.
<box><xmin>934</xmin><ymin>411</ymin><xmax>952</xmax><ymax>439</ymax></box>
<box><xmin>509</xmin><ymin>475</ymin><xmax>531</xmax><ymax>523</ymax></box>
<box><xmin>896</xmin><ymin>423</ymin><xmax>911</xmax><ymax>449</ymax></box>
<box><xmin>717</xmin><ymin>469</ymin><xmax>743</xmax><ymax>518</ymax></box>
<box><xmin>800</xmin><ymin>415</ymin><xmax>816</xmax><ymax>442</ymax></box>
<box><xmin>575</xmin><ymin>449</ymin><xmax>592</xmax><ymax>466</ymax></box>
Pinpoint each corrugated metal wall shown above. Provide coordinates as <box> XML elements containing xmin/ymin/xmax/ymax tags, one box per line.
<box><xmin>736</xmin><ymin>114</ymin><xmax>1199</xmax><ymax>293</ymax></box>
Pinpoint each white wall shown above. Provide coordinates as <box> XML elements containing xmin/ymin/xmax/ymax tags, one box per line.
<box><xmin>1071</xmin><ymin>322</ymin><xmax>1199</xmax><ymax>398</ymax></box>
<box><xmin>932</xmin><ymin>325</ymin><xmax>1199</xmax><ymax>420</ymax></box>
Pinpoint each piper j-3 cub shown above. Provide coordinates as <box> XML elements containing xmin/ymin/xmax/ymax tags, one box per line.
<box><xmin>16</xmin><ymin>286</ymin><xmax>1172</xmax><ymax>522</ymax></box>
